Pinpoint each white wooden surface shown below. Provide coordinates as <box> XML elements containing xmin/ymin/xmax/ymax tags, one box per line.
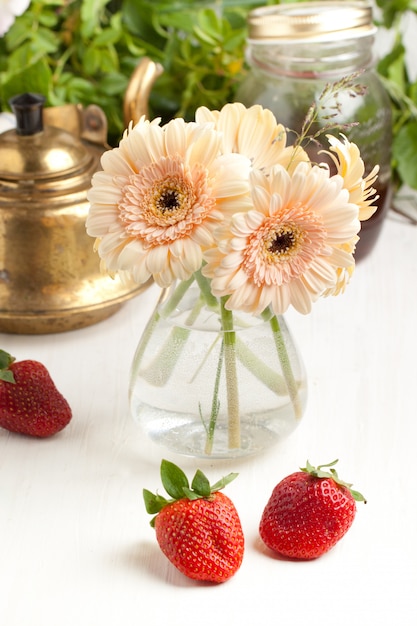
<box><xmin>0</xmin><ymin>212</ymin><xmax>416</xmax><ymax>626</ymax></box>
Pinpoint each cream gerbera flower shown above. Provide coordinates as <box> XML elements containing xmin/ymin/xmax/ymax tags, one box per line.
<box><xmin>203</xmin><ymin>163</ymin><xmax>361</xmax><ymax>315</ymax></box>
<box><xmin>0</xmin><ymin>0</ymin><xmax>30</xmax><ymax>36</ymax></box>
<box><xmin>195</xmin><ymin>102</ymin><xmax>308</xmax><ymax>174</ymax></box>
<box><xmin>86</xmin><ymin>116</ymin><xmax>251</xmax><ymax>288</ymax></box>
<box><xmin>323</xmin><ymin>236</ymin><xmax>358</xmax><ymax>297</ymax></box>
<box><xmin>324</xmin><ymin>134</ymin><xmax>379</xmax><ymax>221</ymax></box>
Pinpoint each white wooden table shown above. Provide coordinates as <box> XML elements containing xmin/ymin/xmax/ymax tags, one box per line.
<box><xmin>0</xmin><ymin>211</ymin><xmax>416</xmax><ymax>626</ymax></box>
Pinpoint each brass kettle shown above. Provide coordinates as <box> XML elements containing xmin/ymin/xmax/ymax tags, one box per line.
<box><xmin>0</xmin><ymin>58</ymin><xmax>163</xmax><ymax>334</ymax></box>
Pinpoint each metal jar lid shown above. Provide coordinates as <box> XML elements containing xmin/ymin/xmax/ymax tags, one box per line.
<box><xmin>248</xmin><ymin>1</ymin><xmax>376</xmax><ymax>43</ymax></box>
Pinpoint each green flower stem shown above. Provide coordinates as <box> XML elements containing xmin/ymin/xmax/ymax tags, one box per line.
<box><xmin>134</xmin><ymin>276</ymin><xmax>195</xmax><ymax>385</ymax></box>
<box><xmin>204</xmin><ymin>340</ymin><xmax>224</xmax><ymax>456</ymax></box>
<box><xmin>220</xmin><ymin>297</ymin><xmax>240</xmax><ymax>449</ymax></box>
<box><xmin>194</xmin><ymin>268</ymin><xmax>219</xmax><ymax>309</ymax></box>
<box><xmin>141</xmin><ymin>279</ymin><xmax>201</xmax><ymax>387</ymax></box>
<box><xmin>235</xmin><ymin>338</ymin><xmax>288</xmax><ymax>395</ymax></box>
<box><xmin>129</xmin><ymin>308</ymin><xmax>161</xmax><ymax>392</ymax></box>
<box><xmin>269</xmin><ymin>314</ymin><xmax>303</xmax><ymax>419</ymax></box>
<box><xmin>160</xmin><ymin>275</ymin><xmax>195</xmax><ymax>318</ymax></box>
<box><xmin>143</xmin><ymin>298</ymin><xmax>204</xmax><ymax>386</ymax></box>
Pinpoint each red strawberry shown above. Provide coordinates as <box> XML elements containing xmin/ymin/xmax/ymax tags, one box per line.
<box><xmin>259</xmin><ymin>460</ymin><xmax>366</xmax><ymax>560</ymax></box>
<box><xmin>0</xmin><ymin>349</ymin><xmax>72</xmax><ymax>438</ymax></box>
<box><xmin>143</xmin><ymin>459</ymin><xmax>244</xmax><ymax>583</ymax></box>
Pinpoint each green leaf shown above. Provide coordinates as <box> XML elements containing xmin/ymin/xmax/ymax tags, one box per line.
<box><xmin>379</xmin><ymin>41</ymin><xmax>407</xmax><ymax>93</ymax></box>
<box><xmin>191</xmin><ymin>469</ymin><xmax>211</xmax><ymax>497</ymax></box>
<box><xmin>210</xmin><ymin>472</ymin><xmax>239</xmax><ymax>492</ymax></box>
<box><xmin>80</xmin><ymin>0</ymin><xmax>111</xmax><ymax>38</ymax></box>
<box><xmin>393</xmin><ymin>121</ymin><xmax>417</xmax><ymax>189</ymax></box>
<box><xmin>98</xmin><ymin>46</ymin><xmax>119</xmax><ymax>73</ymax></box>
<box><xmin>376</xmin><ymin>0</ymin><xmax>413</xmax><ymax>28</ymax></box>
<box><xmin>182</xmin><ymin>487</ymin><xmax>202</xmax><ymax>500</ymax></box>
<box><xmin>160</xmin><ymin>459</ymin><xmax>189</xmax><ymax>499</ymax></box>
<box><xmin>0</xmin><ymin>349</ymin><xmax>13</xmax><ymax>368</ymax></box>
<box><xmin>65</xmin><ymin>76</ymin><xmax>96</xmax><ymax>103</ymax></box>
<box><xmin>0</xmin><ymin>350</ymin><xmax>15</xmax><ymax>383</ymax></box>
<box><xmin>98</xmin><ymin>72</ymin><xmax>128</xmax><ymax>96</ymax></box>
<box><xmin>31</xmin><ymin>27</ymin><xmax>61</xmax><ymax>55</ymax></box>
<box><xmin>38</xmin><ymin>10</ymin><xmax>60</xmax><ymax>29</ymax></box>
<box><xmin>83</xmin><ymin>48</ymin><xmax>102</xmax><ymax>75</ymax></box>
<box><xmin>2</xmin><ymin>13</ymin><xmax>35</xmax><ymax>49</ymax></box>
<box><xmin>142</xmin><ymin>488</ymin><xmax>169</xmax><ymax>514</ymax></box>
<box><xmin>351</xmin><ymin>489</ymin><xmax>367</xmax><ymax>503</ymax></box>
<box><xmin>301</xmin><ymin>460</ymin><xmax>367</xmax><ymax>504</ymax></box>
<box><xmin>93</xmin><ymin>28</ymin><xmax>121</xmax><ymax>46</ymax></box>
<box><xmin>199</xmin><ymin>8</ymin><xmax>223</xmax><ymax>35</ymax></box>
<box><xmin>0</xmin><ymin>371</ymin><xmax>15</xmax><ymax>383</ymax></box>
<box><xmin>1</xmin><ymin>59</ymin><xmax>52</xmax><ymax>106</ymax></box>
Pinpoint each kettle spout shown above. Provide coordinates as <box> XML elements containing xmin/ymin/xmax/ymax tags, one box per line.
<box><xmin>123</xmin><ymin>57</ymin><xmax>164</xmax><ymax>126</ymax></box>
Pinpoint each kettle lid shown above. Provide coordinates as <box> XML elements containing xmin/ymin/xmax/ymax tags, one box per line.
<box><xmin>0</xmin><ymin>93</ymin><xmax>93</xmax><ymax>181</ymax></box>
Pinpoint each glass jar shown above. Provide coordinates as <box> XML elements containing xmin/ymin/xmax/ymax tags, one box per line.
<box><xmin>236</xmin><ymin>1</ymin><xmax>392</xmax><ymax>260</ymax></box>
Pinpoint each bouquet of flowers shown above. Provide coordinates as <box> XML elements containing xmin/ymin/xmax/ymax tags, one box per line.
<box><xmin>86</xmin><ymin>83</ymin><xmax>378</xmax><ymax>456</ymax></box>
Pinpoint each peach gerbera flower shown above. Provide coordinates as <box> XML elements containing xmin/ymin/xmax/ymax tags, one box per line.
<box><xmin>324</xmin><ymin>134</ymin><xmax>379</xmax><ymax>221</ymax></box>
<box><xmin>86</xmin><ymin>116</ymin><xmax>251</xmax><ymax>288</ymax></box>
<box><xmin>323</xmin><ymin>236</ymin><xmax>358</xmax><ymax>297</ymax></box>
<box><xmin>195</xmin><ymin>102</ymin><xmax>309</xmax><ymax>174</ymax></box>
<box><xmin>203</xmin><ymin>163</ymin><xmax>361</xmax><ymax>315</ymax></box>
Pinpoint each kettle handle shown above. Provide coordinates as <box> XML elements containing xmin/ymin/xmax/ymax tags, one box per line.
<box><xmin>123</xmin><ymin>57</ymin><xmax>164</xmax><ymax>126</ymax></box>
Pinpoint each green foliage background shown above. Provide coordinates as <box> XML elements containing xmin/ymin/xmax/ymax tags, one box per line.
<box><xmin>1</xmin><ymin>0</ymin><xmax>417</xmax><ymax>189</ymax></box>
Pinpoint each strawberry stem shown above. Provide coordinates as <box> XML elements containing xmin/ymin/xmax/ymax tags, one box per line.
<box><xmin>301</xmin><ymin>459</ymin><xmax>367</xmax><ymax>503</ymax></box>
<box><xmin>143</xmin><ymin>459</ymin><xmax>239</xmax><ymax>527</ymax></box>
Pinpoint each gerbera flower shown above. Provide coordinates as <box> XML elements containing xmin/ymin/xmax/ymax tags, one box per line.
<box><xmin>195</xmin><ymin>102</ymin><xmax>309</xmax><ymax>174</ymax></box>
<box><xmin>324</xmin><ymin>134</ymin><xmax>379</xmax><ymax>221</ymax></box>
<box><xmin>203</xmin><ymin>163</ymin><xmax>361</xmax><ymax>315</ymax></box>
<box><xmin>86</xmin><ymin>116</ymin><xmax>251</xmax><ymax>288</ymax></box>
<box><xmin>0</xmin><ymin>0</ymin><xmax>30</xmax><ymax>36</ymax></box>
<box><xmin>323</xmin><ymin>236</ymin><xmax>358</xmax><ymax>297</ymax></box>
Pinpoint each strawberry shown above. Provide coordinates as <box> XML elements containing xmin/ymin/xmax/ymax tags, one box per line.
<box><xmin>143</xmin><ymin>459</ymin><xmax>244</xmax><ymax>583</ymax></box>
<box><xmin>0</xmin><ymin>349</ymin><xmax>72</xmax><ymax>438</ymax></box>
<box><xmin>259</xmin><ymin>460</ymin><xmax>366</xmax><ymax>560</ymax></box>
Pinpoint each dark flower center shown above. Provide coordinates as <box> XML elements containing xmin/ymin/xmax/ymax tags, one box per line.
<box><xmin>268</xmin><ymin>229</ymin><xmax>297</xmax><ymax>255</ymax></box>
<box><xmin>157</xmin><ymin>189</ymin><xmax>181</xmax><ymax>213</ymax></box>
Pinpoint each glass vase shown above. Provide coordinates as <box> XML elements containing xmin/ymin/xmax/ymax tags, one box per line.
<box><xmin>129</xmin><ymin>280</ymin><xmax>307</xmax><ymax>459</ymax></box>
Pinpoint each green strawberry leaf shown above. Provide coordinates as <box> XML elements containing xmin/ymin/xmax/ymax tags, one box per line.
<box><xmin>211</xmin><ymin>472</ymin><xmax>239</xmax><ymax>492</ymax></box>
<box><xmin>191</xmin><ymin>469</ymin><xmax>211</xmax><ymax>497</ymax></box>
<box><xmin>0</xmin><ymin>370</ymin><xmax>15</xmax><ymax>383</ymax></box>
<box><xmin>160</xmin><ymin>459</ymin><xmax>190</xmax><ymax>499</ymax></box>
<box><xmin>182</xmin><ymin>487</ymin><xmax>202</xmax><ymax>501</ymax></box>
<box><xmin>143</xmin><ymin>461</ymin><xmax>240</xmax><ymax>526</ymax></box>
<box><xmin>142</xmin><ymin>488</ymin><xmax>169</xmax><ymax>515</ymax></box>
<box><xmin>350</xmin><ymin>488</ymin><xmax>367</xmax><ymax>503</ymax></box>
<box><xmin>301</xmin><ymin>460</ymin><xmax>367</xmax><ymax>503</ymax></box>
<box><xmin>0</xmin><ymin>349</ymin><xmax>16</xmax><ymax>383</ymax></box>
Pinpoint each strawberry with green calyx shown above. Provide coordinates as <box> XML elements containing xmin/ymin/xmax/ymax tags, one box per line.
<box><xmin>143</xmin><ymin>459</ymin><xmax>244</xmax><ymax>583</ymax></box>
<box><xmin>0</xmin><ymin>349</ymin><xmax>72</xmax><ymax>438</ymax></box>
<box><xmin>259</xmin><ymin>459</ymin><xmax>366</xmax><ymax>560</ymax></box>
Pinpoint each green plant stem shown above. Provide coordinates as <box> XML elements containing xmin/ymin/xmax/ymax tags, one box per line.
<box><xmin>194</xmin><ymin>268</ymin><xmax>218</xmax><ymax>309</ymax></box>
<box><xmin>142</xmin><ymin>295</ymin><xmax>203</xmax><ymax>387</ymax></box>
<box><xmin>129</xmin><ymin>311</ymin><xmax>160</xmax><ymax>394</ymax></box>
<box><xmin>130</xmin><ymin>277</ymin><xmax>195</xmax><ymax>388</ymax></box>
<box><xmin>269</xmin><ymin>314</ymin><xmax>302</xmax><ymax>420</ymax></box>
<box><xmin>235</xmin><ymin>337</ymin><xmax>288</xmax><ymax>395</ymax></box>
<box><xmin>204</xmin><ymin>340</ymin><xmax>224</xmax><ymax>456</ymax></box>
<box><xmin>160</xmin><ymin>275</ymin><xmax>195</xmax><ymax>318</ymax></box>
<box><xmin>220</xmin><ymin>297</ymin><xmax>240</xmax><ymax>449</ymax></box>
